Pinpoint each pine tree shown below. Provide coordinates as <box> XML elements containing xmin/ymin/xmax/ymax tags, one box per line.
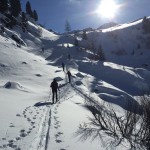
<box><xmin>131</xmin><ymin>49</ymin><xmax>135</xmax><ymax>55</ymax></box>
<box><xmin>65</xmin><ymin>20</ymin><xmax>71</xmax><ymax>33</ymax></box>
<box><xmin>142</xmin><ymin>16</ymin><xmax>150</xmax><ymax>33</ymax></box>
<box><xmin>33</xmin><ymin>10</ymin><xmax>38</xmax><ymax>21</ymax></box>
<box><xmin>98</xmin><ymin>45</ymin><xmax>105</xmax><ymax>61</ymax></box>
<box><xmin>9</xmin><ymin>0</ymin><xmax>21</xmax><ymax>17</ymax></box>
<box><xmin>21</xmin><ymin>11</ymin><xmax>28</xmax><ymax>32</ymax></box>
<box><xmin>137</xmin><ymin>43</ymin><xmax>141</xmax><ymax>49</ymax></box>
<box><xmin>82</xmin><ymin>30</ymin><xmax>87</xmax><ymax>40</ymax></box>
<box><xmin>0</xmin><ymin>0</ymin><xmax>8</xmax><ymax>13</ymax></box>
<box><xmin>21</xmin><ymin>12</ymin><xmax>27</xmax><ymax>22</ymax></box>
<box><xmin>74</xmin><ymin>38</ymin><xmax>79</xmax><ymax>46</ymax></box>
<box><xmin>26</xmin><ymin>1</ymin><xmax>33</xmax><ymax>17</ymax></box>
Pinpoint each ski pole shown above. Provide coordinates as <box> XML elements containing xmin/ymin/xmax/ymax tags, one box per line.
<box><xmin>49</xmin><ymin>89</ymin><xmax>51</xmax><ymax>101</ymax></box>
<box><xmin>48</xmin><ymin>89</ymin><xmax>50</xmax><ymax>101</ymax></box>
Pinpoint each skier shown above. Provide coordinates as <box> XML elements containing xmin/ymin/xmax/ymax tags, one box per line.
<box><xmin>62</xmin><ymin>62</ymin><xmax>65</xmax><ymax>71</ymax></box>
<box><xmin>67</xmin><ymin>70</ymin><xmax>72</xmax><ymax>83</ymax></box>
<box><xmin>68</xmin><ymin>54</ymin><xmax>71</xmax><ymax>60</ymax></box>
<box><xmin>50</xmin><ymin>79</ymin><xmax>59</xmax><ymax>104</ymax></box>
<box><xmin>42</xmin><ymin>47</ymin><xmax>44</xmax><ymax>53</ymax></box>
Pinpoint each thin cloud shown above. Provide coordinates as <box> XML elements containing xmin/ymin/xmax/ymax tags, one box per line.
<box><xmin>68</xmin><ymin>0</ymin><xmax>81</xmax><ymax>4</ymax></box>
<box><xmin>69</xmin><ymin>0</ymin><xmax>76</xmax><ymax>1</ymax></box>
<box><xmin>67</xmin><ymin>0</ymin><xmax>100</xmax><ymax>5</ymax></box>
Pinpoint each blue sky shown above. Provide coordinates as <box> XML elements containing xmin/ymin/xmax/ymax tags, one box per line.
<box><xmin>21</xmin><ymin>0</ymin><xmax>150</xmax><ymax>33</ymax></box>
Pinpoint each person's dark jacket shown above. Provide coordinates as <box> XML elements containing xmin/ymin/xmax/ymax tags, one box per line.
<box><xmin>50</xmin><ymin>80</ymin><xmax>58</xmax><ymax>91</ymax></box>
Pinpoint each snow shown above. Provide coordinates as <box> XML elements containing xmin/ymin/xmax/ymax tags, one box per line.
<box><xmin>0</xmin><ymin>16</ymin><xmax>150</xmax><ymax>150</ymax></box>
<box><xmin>49</xmin><ymin>93</ymin><xmax>103</xmax><ymax>150</ymax></box>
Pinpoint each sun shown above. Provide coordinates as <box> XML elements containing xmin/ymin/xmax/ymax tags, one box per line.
<box><xmin>96</xmin><ymin>0</ymin><xmax>118</xmax><ymax>19</ymax></box>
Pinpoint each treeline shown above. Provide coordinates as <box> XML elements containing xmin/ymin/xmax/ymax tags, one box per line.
<box><xmin>142</xmin><ymin>16</ymin><xmax>150</xmax><ymax>33</ymax></box>
<box><xmin>0</xmin><ymin>0</ymin><xmax>38</xmax><ymax>21</ymax></box>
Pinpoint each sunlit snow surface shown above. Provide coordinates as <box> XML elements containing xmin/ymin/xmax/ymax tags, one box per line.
<box><xmin>0</xmin><ymin>18</ymin><xmax>150</xmax><ymax>150</ymax></box>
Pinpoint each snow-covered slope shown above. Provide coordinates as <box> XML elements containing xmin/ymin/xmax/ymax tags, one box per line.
<box><xmin>0</xmin><ymin>16</ymin><xmax>150</xmax><ymax>150</ymax></box>
<box><xmin>78</xmin><ymin>18</ymin><xmax>150</xmax><ymax>69</ymax></box>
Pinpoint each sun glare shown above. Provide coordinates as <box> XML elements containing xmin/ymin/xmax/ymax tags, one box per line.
<box><xmin>96</xmin><ymin>0</ymin><xmax>118</xmax><ymax>19</ymax></box>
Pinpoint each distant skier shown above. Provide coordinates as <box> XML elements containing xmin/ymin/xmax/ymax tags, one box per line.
<box><xmin>67</xmin><ymin>70</ymin><xmax>72</xmax><ymax>83</ymax></box>
<box><xmin>62</xmin><ymin>62</ymin><xmax>65</xmax><ymax>71</ymax></box>
<box><xmin>42</xmin><ymin>47</ymin><xmax>44</xmax><ymax>53</ymax></box>
<box><xmin>50</xmin><ymin>79</ymin><xmax>59</xmax><ymax>104</ymax></box>
<box><xmin>68</xmin><ymin>54</ymin><xmax>71</xmax><ymax>60</ymax></box>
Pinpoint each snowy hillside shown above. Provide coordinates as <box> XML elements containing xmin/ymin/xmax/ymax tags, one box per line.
<box><xmin>0</xmin><ymin>16</ymin><xmax>150</xmax><ymax>150</ymax></box>
<box><xmin>78</xmin><ymin>18</ymin><xmax>150</xmax><ymax>69</ymax></box>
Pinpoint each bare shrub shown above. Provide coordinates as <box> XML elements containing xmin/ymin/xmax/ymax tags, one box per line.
<box><xmin>137</xmin><ymin>95</ymin><xmax>150</xmax><ymax>149</ymax></box>
<box><xmin>76</xmin><ymin>95</ymin><xmax>150</xmax><ymax>149</ymax></box>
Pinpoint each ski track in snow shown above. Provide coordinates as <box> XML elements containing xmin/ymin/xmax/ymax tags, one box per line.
<box><xmin>48</xmin><ymin>84</ymin><xmax>73</xmax><ymax>150</ymax></box>
<box><xmin>34</xmin><ymin>79</ymin><xmax>75</xmax><ymax>150</ymax></box>
<box><xmin>42</xmin><ymin>58</ymin><xmax>106</xmax><ymax>150</ymax></box>
<box><xmin>30</xmin><ymin>81</ymin><xmax>73</xmax><ymax>150</ymax></box>
<box><xmin>45</xmin><ymin>74</ymin><xmax>98</xmax><ymax>150</ymax></box>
